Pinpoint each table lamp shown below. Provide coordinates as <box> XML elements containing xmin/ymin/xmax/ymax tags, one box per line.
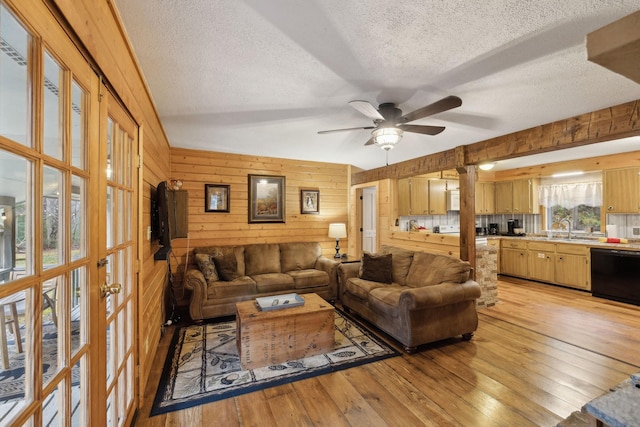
<box><xmin>328</xmin><ymin>223</ymin><xmax>347</xmax><ymax>258</ymax></box>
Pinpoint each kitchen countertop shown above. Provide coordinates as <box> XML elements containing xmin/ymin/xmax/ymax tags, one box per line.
<box><xmin>496</xmin><ymin>234</ymin><xmax>640</xmax><ymax>251</ymax></box>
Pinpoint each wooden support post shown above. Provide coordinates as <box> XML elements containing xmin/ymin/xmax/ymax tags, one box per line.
<box><xmin>455</xmin><ymin>147</ymin><xmax>476</xmax><ymax>274</ymax></box>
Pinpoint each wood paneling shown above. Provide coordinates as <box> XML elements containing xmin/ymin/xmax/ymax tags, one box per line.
<box><xmin>169</xmin><ymin>148</ymin><xmax>350</xmax><ymax>306</ymax></box>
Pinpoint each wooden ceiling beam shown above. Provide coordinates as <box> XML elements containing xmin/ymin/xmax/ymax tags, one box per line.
<box><xmin>587</xmin><ymin>10</ymin><xmax>640</xmax><ymax>85</ymax></box>
<box><xmin>352</xmin><ymin>99</ymin><xmax>640</xmax><ymax>185</ymax></box>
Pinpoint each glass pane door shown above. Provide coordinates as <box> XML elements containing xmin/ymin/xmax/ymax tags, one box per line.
<box><xmin>101</xmin><ymin>89</ymin><xmax>138</xmax><ymax>427</ymax></box>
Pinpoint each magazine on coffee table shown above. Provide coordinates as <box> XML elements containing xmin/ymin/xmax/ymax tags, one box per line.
<box><xmin>256</xmin><ymin>293</ymin><xmax>304</xmax><ymax>311</ymax></box>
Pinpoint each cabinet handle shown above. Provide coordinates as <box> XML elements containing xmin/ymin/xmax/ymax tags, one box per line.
<box><xmin>558</xmin><ymin>257</ymin><xmax>563</xmax><ymax>260</ymax></box>
<box><xmin>608</xmin><ymin>206</ymin><xmax>613</xmax><ymax>211</ymax></box>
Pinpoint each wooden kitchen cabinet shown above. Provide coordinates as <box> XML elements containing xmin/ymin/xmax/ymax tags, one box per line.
<box><xmin>527</xmin><ymin>241</ymin><xmax>555</xmax><ymax>283</ymax></box>
<box><xmin>397</xmin><ymin>178</ymin><xmax>411</xmax><ymax>216</ymax></box>
<box><xmin>427</xmin><ymin>179</ymin><xmax>448</xmax><ymax>215</ymax></box>
<box><xmin>512</xmin><ymin>178</ymin><xmax>539</xmax><ymax>214</ymax></box>
<box><xmin>410</xmin><ymin>177</ymin><xmax>430</xmax><ymax>215</ymax></box>
<box><xmin>500</xmin><ymin>239</ymin><xmax>591</xmax><ymax>291</ymax></box>
<box><xmin>475</xmin><ymin>182</ymin><xmax>495</xmax><ymax>214</ymax></box>
<box><xmin>554</xmin><ymin>244</ymin><xmax>590</xmax><ymax>290</ymax></box>
<box><xmin>495</xmin><ymin>181</ymin><xmax>513</xmax><ymax>213</ymax></box>
<box><xmin>603</xmin><ymin>167</ymin><xmax>640</xmax><ymax>213</ymax></box>
<box><xmin>501</xmin><ymin>240</ymin><xmax>528</xmax><ymax>277</ymax></box>
<box><xmin>494</xmin><ymin>179</ymin><xmax>539</xmax><ymax>214</ymax></box>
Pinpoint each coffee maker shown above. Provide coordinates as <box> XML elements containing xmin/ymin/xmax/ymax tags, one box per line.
<box><xmin>507</xmin><ymin>219</ymin><xmax>520</xmax><ymax>235</ymax></box>
<box><xmin>488</xmin><ymin>223</ymin><xmax>499</xmax><ymax>235</ymax></box>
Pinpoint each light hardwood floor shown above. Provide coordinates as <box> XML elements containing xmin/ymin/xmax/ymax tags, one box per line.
<box><xmin>133</xmin><ymin>277</ymin><xmax>640</xmax><ymax>426</ymax></box>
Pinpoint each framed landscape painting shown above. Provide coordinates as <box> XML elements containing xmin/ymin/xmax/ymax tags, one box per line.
<box><xmin>300</xmin><ymin>189</ymin><xmax>319</xmax><ymax>214</ymax></box>
<box><xmin>248</xmin><ymin>174</ymin><xmax>286</xmax><ymax>223</ymax></box>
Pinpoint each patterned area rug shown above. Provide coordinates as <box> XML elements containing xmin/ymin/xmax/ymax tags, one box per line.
<box><xmin>151</xmin><ymin>309</ymin><xmax>400</xmax><ymax>416</ymax></box>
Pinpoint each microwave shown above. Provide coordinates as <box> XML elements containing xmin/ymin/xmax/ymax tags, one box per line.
<box><xmin>446</xmin><ymin>190</ymin><xmax>460</xmax><ymax>211</ymax></box>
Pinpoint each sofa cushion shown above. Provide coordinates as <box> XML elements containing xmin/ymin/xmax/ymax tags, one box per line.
<box><xmin>344</xmin><ymin>277</ymin><xmax>387</xmax><ymax>300</ymax></box>
<box><xmin>368</xmin><ymin>285</ymin><xmax>403</xmax><ymax>317</ymax></box>
<box><xmin>195</xmin><ymin>246</ymin><xmax>245</xmax><ymax>276</ymax></box>
<box><xmin>245</xmin><ymin>244</ymin><xmax>281</xmax><ymax>276</ymax></box>
<box><xmin>195</xmin><ymin>253</ymin><xmax>219</xmax><ymax>282</ymax></box>
<box><xmin>207</xmin><ymin>276</ymin><xmax>256</xmax><ymax>298</ymax></box>
<box><xmin>211</xmin><ymin>250</ymin><xmax>239</xmax><ymax>281</ymax></box>
<box><xmin>405</xmin><ymin>252</ymin><xmax>471</xmax><ymax>287</ymax></box>
<box><xmin>380</xmin><ymin>245</ymin><xmax>414</xmax><ymax>285</ymax></box>
<box><xmin>252</xmin><ymin>273</ymin><xmax>294</xmax><ymax>293</ymax></box>
<box><xmin>287</xmin><ymin>269</ymin><xmax>328</xmax><ymax>289</ymax></box>
<box><xmin>359</xmin><ymin>252</ymin><xmax>393</xmax><ymax>284</ymax></box>
<box><xmin>280</xmin><ymin>242</ymin><xmax>321</xmax><ymax>272</ymax></box>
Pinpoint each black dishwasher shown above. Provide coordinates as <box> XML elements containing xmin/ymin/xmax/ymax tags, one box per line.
<box><xmin>591</xmin><ymin>248</ymin><xmax>640</xmax><ymax>306</ymax></box>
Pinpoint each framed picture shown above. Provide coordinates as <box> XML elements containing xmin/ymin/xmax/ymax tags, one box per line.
<box><xmin>205</xmin><ymin>184</ymin><xmax>230</xmax><ymax>212</ymax></box>
<box><xmin>300</xmin><ymin>189</ymin><xmax>319</xmax><ymax>214</ymax></box>
<box><xmin>248</xmin><ymin>174</ymin><xmax>286</xmax><ymax>223</ymax></box>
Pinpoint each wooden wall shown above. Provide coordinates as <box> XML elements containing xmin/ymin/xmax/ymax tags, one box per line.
<box><xmin>168</xmin><ymin>148</ymin><xmax>350</xmax><ymax>307</ymax></box>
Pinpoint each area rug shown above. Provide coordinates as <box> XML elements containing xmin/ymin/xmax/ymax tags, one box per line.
<box><xmin>151</xmin><ymin>309</ymin><xmax>400</xmax><ymax>416</ymax></box>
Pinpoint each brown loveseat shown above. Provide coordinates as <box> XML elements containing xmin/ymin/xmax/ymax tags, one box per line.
<box><xmin>338</xmin><ymin>245</ymin><xmax>481</xmax><ymax>353</ymax></box>
<box><xmin>184</xmin><ymin>242</ymin><xmax>339</xmax><ymax>320</ymax></box>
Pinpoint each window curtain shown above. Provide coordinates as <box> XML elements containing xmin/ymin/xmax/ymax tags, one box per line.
<box><xmin>538</xmin><ymin>179</ymin><xmax>602</xmax><ymax>208</ymax></box>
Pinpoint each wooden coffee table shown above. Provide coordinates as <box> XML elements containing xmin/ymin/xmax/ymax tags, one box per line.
<box><xmin>235</xmin><ymin>293</ymin><xmax>335</xmax><ymax>370</ymax></box>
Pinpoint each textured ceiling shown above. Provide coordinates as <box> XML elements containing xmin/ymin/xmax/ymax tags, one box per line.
<box><xmin>113</xmin><ymin>0</ymin><xmax>640</xmax><ymax>171</ymax></box>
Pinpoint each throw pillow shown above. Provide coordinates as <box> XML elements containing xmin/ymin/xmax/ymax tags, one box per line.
<box><xmin>195</xmin><ymin>253</ymin><xmax>219</xmax><ymax>282</ymax></box>
<box><xmin>211</xmin><ymin>251</ymin><xmax>239</xmax><ymax>281</ymax></box>
<box><xmin>359</xmin><ymin>252</ymin><xmax>393</xmax><ymax>284</ymax></box>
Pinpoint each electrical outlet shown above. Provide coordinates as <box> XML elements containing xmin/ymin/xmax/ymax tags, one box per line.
<box><xmin>633</xmin><ymin>227</ymin><xmax>640</xmax><ymax>236</ymax></box>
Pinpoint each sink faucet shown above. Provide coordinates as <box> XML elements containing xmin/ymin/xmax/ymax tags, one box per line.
<box><xmin>560</xmin><ymin>218</ymin><xmax>572</xmax><ymax>239</ymax></box>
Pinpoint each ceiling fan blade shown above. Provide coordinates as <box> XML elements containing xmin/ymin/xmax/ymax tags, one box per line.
<box><xmin>317</xmin><ymin>126</ymin><xmax>375</xmax><ymax>134</ymax></box>
<box><xmin>399</xmin><ymin>96</ymin><xmax>462</xmax><ymax>124</ymax></box>
<box><xmin>364</xmin><ymin>137</ymin><xmax>374</xmax><ymax>146</ymax></box>
<box><xmin>398</xmin><ymin>124</ymin><xmax>446</xmax><ymax>135</ymax></box>
<box><xmin>349</xmin><ymin>100</ymin><xmax>385</xmax><ymax>121</ymax></box>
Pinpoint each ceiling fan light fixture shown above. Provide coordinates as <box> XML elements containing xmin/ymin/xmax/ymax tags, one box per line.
<box><xmin>372</xmin><ymin>127</ymin><xmax>403</xmax><ymax>151</ymax></box>
<box><xmin>479</xmin><ymin>162</ymin><xmax>496</xmax><ymax>171</ymax></box>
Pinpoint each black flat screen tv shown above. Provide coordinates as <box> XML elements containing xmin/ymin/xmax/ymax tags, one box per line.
<box><xmin>151</xmin><ymin>181</ymin><xmax>172</xmax><ymax>259</ymax></box>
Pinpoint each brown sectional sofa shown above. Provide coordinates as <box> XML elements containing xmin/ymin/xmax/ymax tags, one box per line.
<box><xmin>338</xmin><ymin>245</ymin><xmax>481</xmax><ymax>353</ymax></box>
<box><xmin>184</xmin><ymin>242</ymin><xmax>339</xmax><ymax>320</ymax></box>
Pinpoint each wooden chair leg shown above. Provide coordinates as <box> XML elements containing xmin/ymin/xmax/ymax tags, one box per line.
<box><xmin>0</xmin><ymin>308</ymin><xmax>9</xmax><ymax>369</ymax></box>
<box><xmin>9</xmin><ymin>303</ymin><xmax>22</xmax><ymax>353</ymax></box>
<box><xmin>43</xmin><ymin>292</ymin><xmax>58</xmax><ymax>327</ymax></box>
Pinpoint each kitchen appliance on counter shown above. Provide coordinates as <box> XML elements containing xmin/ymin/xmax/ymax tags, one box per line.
<box><xmin>504</xmin><ymin>219</ymin><xmax>526</xmax><ymax>236</ymax></box>
<box><xmin>488</xmin><ymin>223</ymin><xmax>499</xmax><ymax>235</ymax></box>
<box><xmin>475</xmin><ymin>226</ymin><xmax>487</xmax><ymax>236</ymax></box>
<box><xmin>433</xmin><ymin>224</ymin><xmax>460</xmax><ymax>234</ymax></box>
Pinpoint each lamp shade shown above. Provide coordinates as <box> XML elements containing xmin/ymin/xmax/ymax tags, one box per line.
<box><xmin>372</xmin><ymin>128</ymin><xmax>403</xmax><ymax>151</ymax></box>
<box><xmin>328</xmin><ymin>223</ymin><xmax>347</xmax><ymax>239</ymax></box>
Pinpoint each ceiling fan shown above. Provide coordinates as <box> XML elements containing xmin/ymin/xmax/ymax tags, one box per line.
<box><xmin>318</xmin><ymin>95</ymin><xmax>462</xmax><ymax>150</ymax></box>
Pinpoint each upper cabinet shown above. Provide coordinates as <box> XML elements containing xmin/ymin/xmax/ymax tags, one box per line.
<box><xmin>475</xmin><ymin>182</ymin><xmax>495</xmax><ymax>214</ymax></box>
<box><xmin>397</xmin><ymin>176</ymin><xmax>458</xmax><ymax>215</ymax></box>
<box><xmin>603</xmin><ymin>167</ymin><xmax>640</xmax><ymax>213</ymax></box>
<box><xmin>495</xmin><ymin>179</ymin><xmax>539</xmax><ymax>214</ymax></box>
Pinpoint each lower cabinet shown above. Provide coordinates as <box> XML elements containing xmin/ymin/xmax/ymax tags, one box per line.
<box><xmin>500</xmin><ymin>239</ymin><xmax>591</xmax><ymax>291</ymax></box>
<box><xmin>554</xmin><ymin>244</ymin><xmax>590</xmax><ymax>290</ymax></box>
<box><xmin>501</xmin><ymin>240</ymin><xmax>528</xmax><ymax>277</ymax></box>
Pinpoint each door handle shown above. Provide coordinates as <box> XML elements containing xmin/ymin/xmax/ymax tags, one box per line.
<box><xmin>100</xmin><ymin>282</ymin><xmax>122</xmax><ymax>298</ymax></box>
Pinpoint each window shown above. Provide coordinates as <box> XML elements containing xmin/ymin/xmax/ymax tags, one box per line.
<box><xmin>539</xmin><ymin>172</ymin><xmax>602</xmax><ymax>232</ymax></box>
